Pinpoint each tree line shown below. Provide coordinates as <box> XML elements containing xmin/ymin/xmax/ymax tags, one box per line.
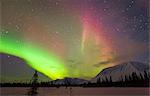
<box><xmin>83</xmin><ymin>71</ymin><xmax>150</xmax><ymax>87</ymax></box>
<box><xmin>1</xmin><ymin>71</ymin><xmax>149</xmax><ymax>87</ymax></box>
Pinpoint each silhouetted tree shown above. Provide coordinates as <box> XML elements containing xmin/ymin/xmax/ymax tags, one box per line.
<box><xmin>132</xmin><ymin>72</ymin><xmax>138</xmax><ymax>81</ymax></box>
<box><xmin>105</xmin><ymin>76</ymin><xmax>109</xmax><ymax>83</ymax></box>
<box><xmin>97</xmin><ymin>77</ymin><xmax>101</xmax><ymax>83</ymax></box>
<box><xmin>109</xmin><ymin>76</ymin><xmax>112</xmax><ymax>83</ymax></box>
<box><xmin>144</xmin><ymin>71</ymin><xmax>149</xmax><ymax>80</ymax></box>
<box><xmin>125</xmin><ymin>75</ymin><xmax>128</xmax><ymax>82</ymax></box>
<box><xmin>28</xmin><ymin>71</ymin><xmax>39</xmax><ymax>96</ymax></box>
<box><xmin>128</xmin><ymin>75</ymin><xmax>132</xmax><ymax>81</ymax></box>
<box><xmin>139</xmin><ymin>73</ymin><xmax>144</xmax><ymax>80</ymax></box>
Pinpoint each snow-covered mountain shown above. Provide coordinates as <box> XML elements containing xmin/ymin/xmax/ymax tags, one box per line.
<box><xmin>50</xmin><ymin>77</ymin><xmax>88</xmax><ymax>85</ymax></box>
<box><xmin>91</xmin><ymin>61</ymin><xmax>149</xmax><ymax>82</ymax></box>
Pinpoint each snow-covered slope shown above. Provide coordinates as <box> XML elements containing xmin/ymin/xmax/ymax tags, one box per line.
<box><xmin>50</xmin><ymin>77</ymin><xmax>88</xmax><ymax>85</ymax></box>
<box><xmin>91</xmin><ymin>61</ymin><xmax>149</xmax><ymax>82</ymax></box>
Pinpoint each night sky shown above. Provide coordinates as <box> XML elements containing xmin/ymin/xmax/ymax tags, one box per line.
<box><xmin>0</xmin><ymin>0</ymin><xmax>149</xmax><ymax>82</ymax></box>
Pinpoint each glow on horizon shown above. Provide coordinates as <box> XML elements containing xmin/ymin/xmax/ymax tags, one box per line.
<box><xmin>0</xmin><ymin>30</ymin><xmax>68</xmax><ymax>80</ymax></box>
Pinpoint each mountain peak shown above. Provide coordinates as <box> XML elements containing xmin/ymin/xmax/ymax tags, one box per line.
<box><xmin>51</xmin><ymin>77</ymin><xmax>88</xmax><ymax>85</ymax></box>
<box><xmin>92</xmin><ymin>61</ymin><xmax>149</xmax><ymax>82</ymax></box>
<box><xmin>125</xmin><ymin>61</ymin><xmax>149</xmax><ymax>71</ymax></box>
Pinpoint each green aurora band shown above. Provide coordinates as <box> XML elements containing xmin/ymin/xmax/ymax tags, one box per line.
<box><xmin>0</xmin><ymin>29</ymin><xmax>68</xmax><ymax>80</ymax></box>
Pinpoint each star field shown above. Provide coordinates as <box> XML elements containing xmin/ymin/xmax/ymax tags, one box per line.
<box><xmin>0</xmin><ymin>0</ymin><xmax>149</xmax><ymax>81</ymax></box>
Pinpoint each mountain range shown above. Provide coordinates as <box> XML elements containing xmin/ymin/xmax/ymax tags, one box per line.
<box><xmin>51</xmin><ymin>61</ymin><xmax>149</xmax><ymax>85</ymax></box>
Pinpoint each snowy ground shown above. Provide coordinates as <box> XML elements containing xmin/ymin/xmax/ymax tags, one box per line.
<box><xmin>0</xmin><ymin>87</ymin><xmax>149</xmax><ymax>96</ymax></box>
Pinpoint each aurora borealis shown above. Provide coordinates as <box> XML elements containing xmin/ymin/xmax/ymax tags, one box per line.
<box><xmin>0</xmin><ymin>0</ymin><xmax>149</xmax><ymax>81</ymax></box>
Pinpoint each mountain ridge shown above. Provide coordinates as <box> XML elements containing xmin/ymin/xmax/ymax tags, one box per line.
<box><xmin>91</xmin><ymin>61</ymin><xmax>149</xmax><ymax>82</ymax></box>
<box><xmin>50</xmin><ymin>61</ymin><xmax>149</xmax><ymax>84</ymax></box>
<box><xmin>50</xmin><ymin>77</ymin><xmax>88</xmax><ymax>85</ymax></box>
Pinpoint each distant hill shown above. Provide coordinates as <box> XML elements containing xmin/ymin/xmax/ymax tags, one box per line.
<box><xmin>91</xmin><ymin>61</ymin><xmax>149</xmax><ymax>82</ymax></box>
<box><xmin>1</xmin><ymin>61</ymin><xmax>149</xmax><ymax>87</ymax></box>
<box><xmin>50</xmin><ymin>77</ymin><xmax>88</xmax><ymax>85</ymax></box>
